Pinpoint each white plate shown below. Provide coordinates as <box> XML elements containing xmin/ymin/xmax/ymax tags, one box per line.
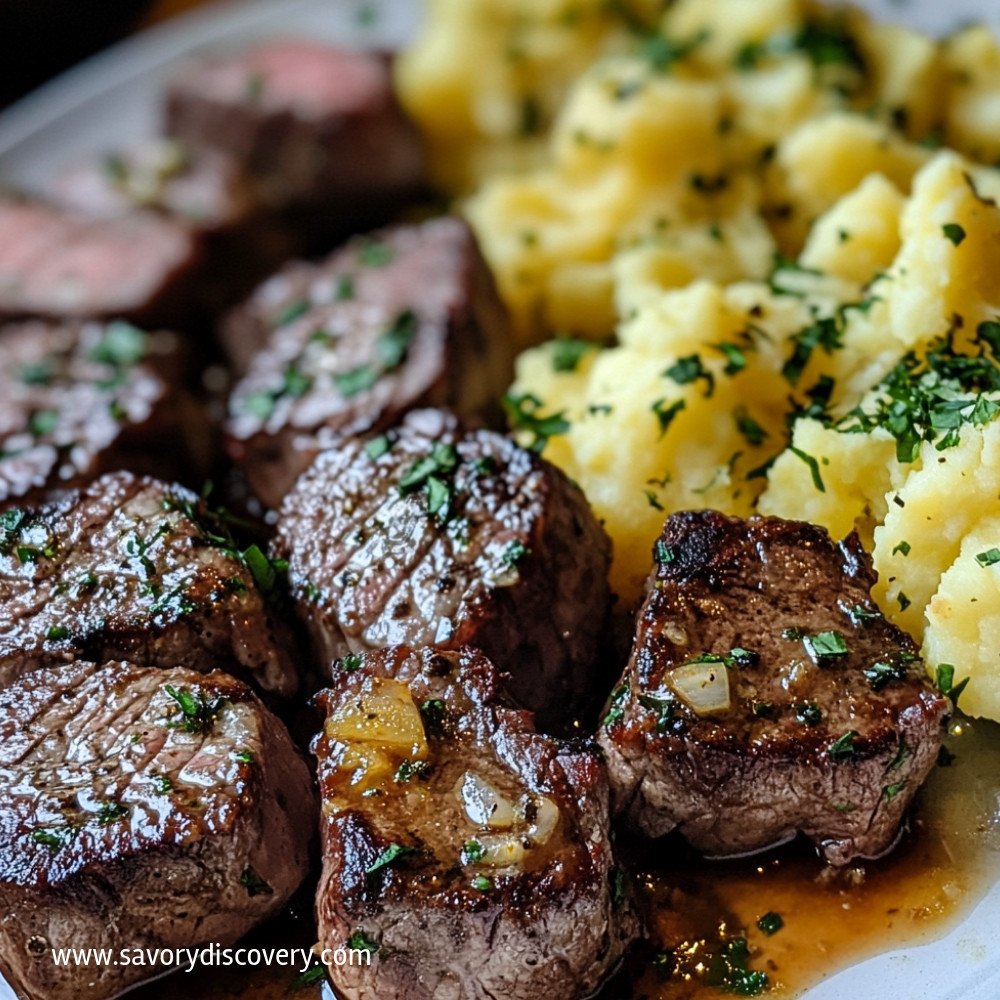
<box><xmin>1</xmin><ymin>2</ymin><xmax>999</xmax><ymax>999</ymax></box>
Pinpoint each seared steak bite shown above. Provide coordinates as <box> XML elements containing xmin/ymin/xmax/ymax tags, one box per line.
<box><xmin>0</xmin><ymin>319</ymin><xmax>189</xmax><ymax>508</ymax></box>
<box><xmin>312</xmin><ymin>645</ymin><xmax>638</xmax><ymax>1000</ymax></box>
<box><xmin>50</xmin><ymin>139</ymin><xmax>254</xmax><ymax>233</ymax></box>
<box><xmin>0</xmin><ymin>659</ymin><xmax>316</xmax><ymax>1000</ymax></box>
<box><xmin>165</xmin><ymin>39</ymin><xmax>423</xmax><ymax>213</ymax></box>
<box><xmin>0</xmin><ymin>472</ymin><xmax>298</xmax><ymax>696</ymax></box>
<box><xmin>0</xmin><ymin>197</ymin><xmax>202</xmax><ymax>327</ymax></box>
<box><xmin>273</xmin><ymin>409</ymin><xmax>612</xmax><ymax>731</ymax></box>
<box><xmin>599</xmin><ymin>510</ymin><xmax>949</xmax><ymax>866</ymax></box>
<box><xmin>225</xmin><ymin>218</ymin><xmax>512</xmax><ymax>509</ymax></box>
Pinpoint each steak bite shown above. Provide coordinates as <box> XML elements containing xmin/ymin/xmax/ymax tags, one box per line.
<box><xmin>0</xmin><ymin>472</ymin><xmax>298</xmax><ymax>696</ymax></box>
<box><xmin>224</xmin><ymin>218</ymin><xmax>512</xmax><ymax>509</ymax></box>
<box><xmin>312</xmin><ymin>645</ymin><xmax>638</xmax><ymax>1000</ymax></box>
<box><xmin>0</xmin><ymin>319</ymin><xmax>189</xmax><ymax>508</ymax></box>
<box><xmin>49</xmin><ymin>139</ymin><xmax>254</xmax><ymax>233</ymax></box>
<box><xmin>0</xmin><ymin>196</ymin><xmax>202</xmax><ymax>326</ymax></box>
<box><xmin>164</xmin><ymin>39</ymin><xmax>423</xmax><ymax>216</ymax></box>
<box><xmin>0</xmin><ymin>659</ymin><xmax>315</xmax><ymax>1000</ymax></box>
<box><xmin>599</xmin><ymin>511</ymin><xmax>950</xmax><ymax>866</ymax></box>
<box><xmin>273</xmin><ymin>409</ymin><xmax>612</xmax><ymax>731</ymax></box>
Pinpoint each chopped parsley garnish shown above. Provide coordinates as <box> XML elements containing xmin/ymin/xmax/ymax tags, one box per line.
<box><xmin>365</xmin><ymin>434</ymin><xmax>391</xmax><ymax>459</ymax></box>
<box><xmin>735</xmin><ymin>408</ymin><xmax>767</xmax><ymax>446</ymax></box>
<box><xmin>366</xmin><ymin>843</ymin><xmax>417</xmax><ymax>878</ymax></box>
<box><xmin>789</xmin><ymin>447</ymin><xmax>826</xmax><ymax>492</ymax></box>
<box><xmin>602</xmin><ymin>683</ymin><xmax>629</xmax><ymax>728</ymax></box>
<box><xmin>835</xmin><ymin>336</ymin><xmax>1000</xmax><ymax>463</ymax></box>
<box><xmin>935</xmin><ymin>663</ymin><xmax>970</xmax><ymax>709</ymax></box>
<box><xmin>242</xmin><ymin>361</ymin><xmax>313</xmax><ymax>419</ymax></box>
<box><xmin>975</xmin><ymin>548</ymin><xmax>1000</xmax><ymax>567</ymax></box>
<box><xmin>704</xmin><ymin>935</ymin><xmax>769</xmax><ymax>996</ymax></box>
<box><xmin>892</xmin><ymin>540</ymin><xmax>912</xmax><ymax>557</ymax></box>
<box><xmin>347</xmin><ymin>930</ymin><xmax>379</xmax><ymax>957</ymax></box>
<box><xmin>794</xmin><ymin>16</ymin><xmax>866</xmax><ymax>74</ymax></box>
<box><xmin>651</xmin><ymin>397</ymin><xmax>685</xmax><ymax>438</ymax></box>
<box><xmin>291</xmin><ymin>965</ymin><xmax>327</xmax><ymax>991</ymax></box>
<box><xmin>897</xmin><ymin>591</ymin><xmax>911</xmax><ymax>612</ymax></box>
<box><xmin>376</xmin><ymin>309</ymin><xmax>418</xmax><ymax>370</ymax></box>
<box><xmin>335</xmin><ymin>653</ymin><xmax>364</xmax><ymax>672</ymax></box>
<box><xmin>29</xmin><ymin>409</ymin><xmax>59</xmax><ymax>437</ymax></box>
<box><xmin>333</xmin><ymin>364</ymin><xmax>378</xmax><ymax>398</ymax></box>
<box><xmin>551</xmin><ymin>336</ymin><xmax>592</xmax><ymax>373</ymax></box>
<box><xmin>828</xmin><ymin>730</ymin><xmax>858</xmax><ymax>760</ymax></box>
<box><xmin>639</xmin><ymin>29</ymin><xmax>708</xmax><ymax>72</ymax></box>
<box><xmin>239</xmin><ymin>866</ymin><xmax>273</xmax><ymax>897</ymax></box>
<box><xmin>884</xmin><ymin>781</ymin><xmax>907</xmax><ymax>802</ymax></box>
<box><xmin>336</xmin><ymin>274</ymin><xmax>355</xmax><ymax>300</ymax></box>
<box><xmin>164</xmin><ymin>684</ymin><xmax>228</xmax><ymax>734</ymax></box>
<box><xmin>756</xmin><ymin>912</ymin><xmax>783</xmax><ymax>936</ymax></box>
<box><xmin>503</xmin><ymin>392</ymin><xmax>570</xmax><ymax>452</ymax></box>
<box><xmin>803</xmin><ymin>630</ymin><xmax>849</xmax><ymax>660</ymax></box>
<box><xmin>20</xmin><ymin>360</ymin><xmax>53</xmax><ymax>386</ymax></box>
<box><xmin>394</xmin><ymin>759</ymin><xmax>429</xmax><ymax>783</ymax></box>
<box><xmin>864</xmin><ymin>660</ymin><xmax>906</xmax><ymax>692</ymax></box>
<box><xmin>637</xmin><ymin>693</ymin><xmax>683</xmax><ymax>735</ymax></box>
<box><xmin>665</xmin><ymin>354</ymin><xmax>714</xmax><ymax>396</ymax></box>
<box><xmin>501</xmin><ymin>540</ymin><xmax>528</xmax><ymax>569</ymax></box>
<box><xmin>420</xmin><ymin>698</ymin><xmax>446</xmax><ymax>727</ymax></box>
<box><xmin>272</xmin><ymin>299</ymin><xmax>309</xmax><ymax>327</ymax></box>
<box><xmin>96</xmin><ymin>801</ymin><xmax>128</xmax><ymax>826</ymax></box>
<box><xmin>45</xmin><ymin>625</ymin><xmax>70</xmax><ymax>642</ymax></box>
<box><xmin>234</xmin><ymin>749</ymin><xmax>255</xmax><ymax>763</ymax></box>
<box><xmin>728</xmin><ymin>647</ymin><xmax>759</xmax><ymax>669</ymax></box>
<box><xmin>153</xmin><ymin>774</ymin><xmax>173</xmax><ymax>793</ymax></box>
<box><xmin>30</xmin><ymin>827</ymin><xmax>74</xmax><ymax>850</ymax></box>
<box><xmin>782</xmin><ymin>316</ymin><xmax>842</xmax><ymax>384</ymax></box>
<box><xmin>241</xmin><ymin>544</ymin><xmax>287</xmax><ymax>597</ymax></box>
<box><xmin>398</xmin><ymin>442</ymin><xmax>459</xmax><ymax>518</ymax></box>
<box><xmin>714</xmin><ymin>341</ymin><xmax>749</xmax><ymax>375</ymax></box>
<box><xmin>471</xmin><ymin>875</ymin><xmax>492</xmax><ymax>892</ymax></box>
<box><xmin>358</xmin><ymin>240</ymin><xmax>393</xmax><ymax>267</ymax></box>
<box><xmin>795</xmin><ymin>703</ymin><xmax>823</xmax><ymax>726</ymax></box>
<box><xmin>943</xmin><ymin>223</ymin><xmax>967</xmax><ymax>247</ymax></box>
<box><xmin>655</xmin><ymin>540</ymin><xmax>675</xmax><ymax>564</ymax></box>
<box><xmin>463</xmin><ymin>839</ymin><xmax>486</xmax><ymax>863</ymax></box>
<box><xmin>89</xmin><ymin>321</ymin><xmax>147</xmax><ymax>368</ymax></box>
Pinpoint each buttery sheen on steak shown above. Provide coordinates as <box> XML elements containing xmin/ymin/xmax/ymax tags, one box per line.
<box><xmin>0</xmin><ymin>660</ymin><xmax>315</xmax><ymax>1000</ymax></box>
<box><xmin>599</xmin><ymin>511</ymin><xmax>950</xmax><ymax>865</ymax></box>
<box><xmin>273</xmin><ymin>409</ymin><xmax>612</xmax><ymax>730</ymax></box>
<box><xmin>225</xmin><ymin>217</ymin><xmax>512</xmax><ymax>509</ymax></box>
<box><xmin>312</xmin><ymin>645</ymin><xmax>638</xmax><ymax>1000</ymax></box>
<box><xmin>0</xmin><ymin>319</ymin><xmax>186</xmax><ymax>508</ymax></box>
<box><xmin>0</xmin><ymin>472</ymin><xmax>298</xmax><ymax>696</ymax></box>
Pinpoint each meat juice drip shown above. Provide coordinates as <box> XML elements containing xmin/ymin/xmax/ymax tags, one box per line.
<box><xmin>601</xmin><ymin>716</ymin><xmax>1000</xmax><ymax>999</ymax></box>
<box><xmin>89</xmin><ymin>718</ymin><xmax>1000</xmax><ymax>1000</ymax></box>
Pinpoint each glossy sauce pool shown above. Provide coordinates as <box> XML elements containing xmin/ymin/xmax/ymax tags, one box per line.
<box><xmin>123</xmin><ymin>717</ymin><xmax>1000</xmax><ymax>1000</ymax></box>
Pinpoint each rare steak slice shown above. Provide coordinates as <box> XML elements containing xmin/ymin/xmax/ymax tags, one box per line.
<box><xmin>164</xmin><ymin>39</ymin><xmax>423</xmax><ymax>212</ymax></box>
<box><xmin>0</xmin><ymin>319</ymin><xmax>189</xmax><ymax>509</ymax></box>
<box><xmin>0</xmin><ymin>472</ymin><xmax>298</xmax><ymax>696</ymax></box>
<box><xmin>0</xmin><ymin>196</ymin><xmax>202</xmax><ymax>327</ymax></box>
<box><xmin>273</xmin><ymin>409</ymin><xmax>612</xmax><ymax>732</ymax></box>
<box><xmin>224</xmin><ymin>217</ymin><xmax>512</xmax><ymax>509</ymax></box>
<box><xmin>312</xmin><ymin>645</ymin><xmax>638</xmax><ymax>1000</ymax></box>
<box><xmin>599</xmin><ymin>510</ymin><xmax>950</xmax><ymax>866</ymax></box>
<box><xmin>0</xmin><ymin>660</ymin><xmax>315</xmax><ymax>1000</ymax></box>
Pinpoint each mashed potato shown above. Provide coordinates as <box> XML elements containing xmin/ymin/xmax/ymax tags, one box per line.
<box><xmin>399</xmin><ymin>0</ymin><xmax>1000</xmax><ymax>720</ymax></box>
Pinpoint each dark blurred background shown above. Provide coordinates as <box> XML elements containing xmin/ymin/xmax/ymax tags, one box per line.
<box><xmin>0</xmin><ymin>0</ymin><xmax>207</xmax><ymax>108</ymax></box>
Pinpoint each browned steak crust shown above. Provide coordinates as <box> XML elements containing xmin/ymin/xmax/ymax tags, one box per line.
<box><xmin>312</xmin><ymin>645</ymin><xmax>638</xmax><ymax>1000</ymax></box>
<box><xmin>224</xmin><ymin>217</ymin><xmax>512</xmax><ymax>509</ymax></box>
<box><xmin>0</xmin><ymin>660</ymin><xmax>316</xmax><ymax>1000</ymax></box>
<box><xmin>599</xmin><ymin>510</ymin><xmax>949</xmax><ymax>865</ymax></box>
<box><xmin>0</xmin><ymin>472</ymin><xmax>299</xmax><ymax>696</ymax></box>
<box><xmin>0</xmin><ymin>319</ymin><xmax>189</xmax><ymax>509</ymax></box>
<box><xmin>273</xmin><ymin>408</ymin><xmax>613</xmax><ymax>731</ymax></box>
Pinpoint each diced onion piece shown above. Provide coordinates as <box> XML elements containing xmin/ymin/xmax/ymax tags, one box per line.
<box><xmin>455</xmin><ymin>772</ymin><xmax>516</xmax><ymax>829</ymax></box>
<box><xmin>520</xmin><ymin>794</ymin><xmax>559</xmax><ymax>845</ymax></box>
<box><xmin>474</xmin><ymin>832</ymin><xmax>528</xmax><ymax>867</ymax></box>
<box><xmin>326</xmin><ymin>677</ymin><xmax>428</xmax><ymax>757</ymax></box>
<box><xmin>668</xmin><ymin>661</ymin><xmax>731</xmax><ymax>715</ymax></box>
